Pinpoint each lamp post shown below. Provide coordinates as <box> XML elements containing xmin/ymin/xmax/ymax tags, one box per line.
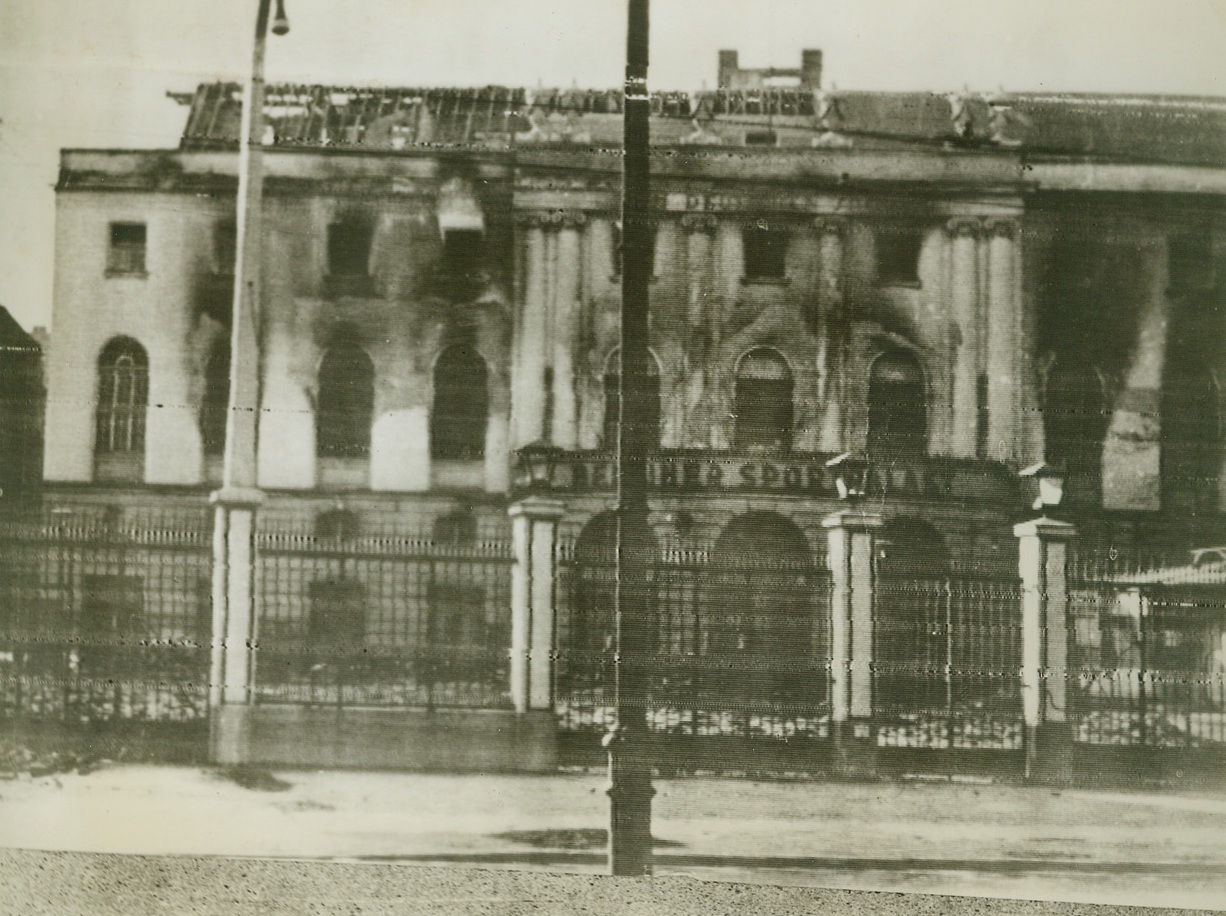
<box><xmin>605</xmin><ymin>0</ymin><xmax>655</xmax><ymax>877</ymax></box>
<box><xmin>1019</xmin><ymin>461</ymin><xmax>1067</xmax><ymax>516</ymax></box>
<box><xmin>209</xmin><ymin>0</ymin><xmax>288</xmax><ymax>763</ymax></box>
<box><xmin>826</xmin><ymin>451</ymin><xmax>871</xmax><ymax>502</ymax></box>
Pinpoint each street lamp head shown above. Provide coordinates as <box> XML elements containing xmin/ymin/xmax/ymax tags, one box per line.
<box><xmin>271</xmin><ymin>0</ymin><xmax>290</xmax><ymax>36</ymax></box>
<box><xmin>1020</xmin><ymin>461</ymin><xmax>1066</xmax><ymax>513</ymax></box>
<box><xmin>826</xmin><ymin>451</ymin><xmax>870</xmax><ymax>501</ymax></box>
<box><xmin>516</xmin><ymin>439</ymin><xmax>562</xmax><ymax>494</ymax></box>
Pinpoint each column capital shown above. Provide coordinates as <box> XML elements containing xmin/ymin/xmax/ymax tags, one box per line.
<box><xmin>1013</xmin><ymin>516</ymin><xmax>1077</xmax><ymax>540</ymax></box>
<box><xmin>984</xmin><ymin>217</ymin><xmax>1020</xmax><ymax>240</ymax></box>
<box><xmin>210</xmin><ymin>486</ymin><xmax>265</xmax><ymax>509</ymax></box>
<box><xmin>680</xmin><ymin>213</ymin><xmax>718</xmax><ymax>233</ymax></box>
<box><xmin>945</xmin><ymin>216</ymin><xmax>984</xmax><ymax>239</ymax></box>
<box><xmin>508</xmin><ymin>495</ymin><xmax>567</xmax><ymax>521</ymax></box>
<box><xmin>822</xmin><ymin>508</ymin><xmax>885</xmax><ymax>531</ymax></box>
<box><xmin>813</xmin><ymin>216</ymin><xmax>849</xmax><ymax>237</ymax></box>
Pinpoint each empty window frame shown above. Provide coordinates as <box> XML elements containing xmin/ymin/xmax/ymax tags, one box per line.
<box><xmin>742</xmin><ymin>225</ymin><xmax>789</xmax><ymax>281</ymax></box>
<box><xmin>867</xmin><ymin>350</ymin><xmax>928</xmax><ymax>456</ymax></box>
<box><xmin>734</xmin><ymin>348</ymin><xmax>793</xmax><ymax>451</ymax></box>
<box><xmin>107</xmin><ymin>222</ymin><xmax>147</xmax><ymax>275</ymax></box>
<box><xmin>440</xmin><ymin>230</ymin><xmax>486</xmax><ymax>300</ymax></box>
<box><xmin>316</xmin><ymin>335</ymin><xmax>375</xmax><ymax>459</ymax></box>
<box><xmin>327</xmin><ymin>219</ymin><xmax>373</xmax><ymax>278</ymax></box>
<box><xmin>200</xmin><ymin>338</ymin><xmax>230</xmax><ymax>457</ymax></box>
<box><xmin>430</xmin><ymin>345</ymin><xmax>489</xmax><ymax>460</ymax></box>
<box><xmin>876</xmin><ymin>228</ymin><xmax>922</xmax><ymax>285</ymax></box>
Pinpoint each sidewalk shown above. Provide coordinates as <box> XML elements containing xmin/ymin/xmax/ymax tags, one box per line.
<box><xmin>2</xmin><ymin>764</ymin><xmax>1225</xmax><ymax>909</ymax></box>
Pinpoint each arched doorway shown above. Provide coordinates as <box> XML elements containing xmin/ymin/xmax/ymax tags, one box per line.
<box><xmin>703</xmin><ymin>512</ymin><xmax>824</xmax><ymax>707</ymax></box>
<box><xmin>560</xmin><ymin>512</ymin><xmax>661</xmax><ymax>695</ymax></box>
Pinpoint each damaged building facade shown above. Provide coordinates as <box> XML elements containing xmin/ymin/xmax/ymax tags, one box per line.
<box><xmin>30</xmin><ymin>52</ymin><xmax>1226</xmax><ymax>770</ymax></box>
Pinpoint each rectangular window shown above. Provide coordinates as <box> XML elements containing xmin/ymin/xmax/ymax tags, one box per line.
<box><xmin>325</xmin><ymin>219</ymin><xmax>375</xmax><ymax>297</ymax></box>
<box><xmin>441</xmin><ymin>229</ymin><xmax>485</xmax><ymax>300</ymax></box>
<box><xmin>327</xmin><ymin>221</ymin><xmax>373</xmax><ymax>278</ymax></box>
<box><xmin>975</xmin><ymin>373</ymin><xmax>989</xmax><ymax>459</ymax></box>
<box><xmin>612</xmin><ymin>223</ymin><xmax>656</xmax><ymax>276</ymax></box>
<box><xmin>744</xmin><ymin>129</ymin><xmax>778</xmax><ymax>146</ymax></box>
<box><xmin>742</xmin><ymin>226</ymin><xmax>789</xmax><ymax>281</ymax></box>
<box><xmin>107</xmin><ymin>222</ymin><xmax>147</xmax><ymax>275</ymax></box>
<box><xmin>877</xmin><ymin>229</ymin><xmax>922</xmax><ymax>285</ymax></box>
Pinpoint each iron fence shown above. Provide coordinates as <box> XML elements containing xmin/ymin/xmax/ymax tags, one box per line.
<box><xmin>254</xmin><ymin>528</ymin><xmax>515</xmax><ymax>709</ymax></box>
<box><xmin>1068</xmin><ymin>578</ymin><xmax>1226</xmax><ymax>748</ymax></box>
<box><xmin>0</xmin><ymin>509</ymin><xmax>213</xmax><ymax>723</ymax></box>
<box><xmin>873</xmin><ymin>576</ymin><xmax>1024</xmax><ymax>750</ymax></box>
<box><xmin>555</xmin><ymin>547</ymin><xmax>833</xmax><ymax>742</ymax></box>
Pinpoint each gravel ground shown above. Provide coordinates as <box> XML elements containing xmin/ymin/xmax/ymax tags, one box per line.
<box><xmin>0</xmin><ymin>849</ymin><xmax>1216</xmax><ymax>916</ymax></box>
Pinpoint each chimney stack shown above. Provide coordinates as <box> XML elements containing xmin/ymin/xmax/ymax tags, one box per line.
<box><xmin>800</xmin><ymin>50</ymin><xmax>823</xmax><ymax>89</ymax></box>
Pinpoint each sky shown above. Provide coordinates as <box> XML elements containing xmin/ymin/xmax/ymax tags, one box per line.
<box><xmin>1</xmin><ymin>0</ymin><xmax>1224</xmax><ymax>332</ymax></box>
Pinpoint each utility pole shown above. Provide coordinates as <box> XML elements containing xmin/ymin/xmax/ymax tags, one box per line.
<box><xmin>605</xmin><ymin>0</ymin><xmax>655</xmax><ymax>877</ymax></box>
<box><xmin>209</xmin><ymin>0</ymin><xmax>288</xmax><ymax>760</ymax></box>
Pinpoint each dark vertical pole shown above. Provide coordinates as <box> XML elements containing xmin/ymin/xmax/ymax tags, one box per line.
<box><xmin>606</xmin><ymin>0</ymin><xmax>655</xmax><ymax>877</ymax></box>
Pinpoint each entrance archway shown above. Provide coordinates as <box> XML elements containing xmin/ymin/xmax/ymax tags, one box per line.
<box><xmin>703</xmin><ymin>512</ymin><xmax>824</xmax><ymax>706</ymax></box>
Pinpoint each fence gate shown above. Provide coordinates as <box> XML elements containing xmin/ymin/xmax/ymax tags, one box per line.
<box><xmin>555</xmin><ymin>514</ymin><xmax>833</xmax><ymax>771</ymax></box>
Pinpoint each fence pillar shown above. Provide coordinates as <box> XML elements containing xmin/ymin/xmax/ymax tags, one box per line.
<box><xmin>209</xmin><ymin>486</ymin><xmax>264</xmax><ymax>765</ymax></box>
<box><xmin>509</xmin><ymin>496</ymin><xmax>566</xmax><ymax>713</ymax></box>
<box><xmin>1014</xmin><ymin>516</ymin><xmax>1076</xmax><ymax>784</ymax></box>
<box><xmin>824</xmin><ymin>508</ymin><xmax>883</xmax><ymax>777</ymax></box>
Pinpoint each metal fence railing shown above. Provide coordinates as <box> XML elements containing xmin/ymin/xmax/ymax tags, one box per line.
<box><xmin>0</xmin><ymin>508</ymin><xmax>213</xmax><ymax>724</ymax></box>
<box><xmin>874</xmin><ymin>576</ymin><xmax>1024</xmax><ymax>750</ymax></box>
<box><xmin>254</xmin><ymin>529</ymin><xmax>515</xmax><ymax>709</ymax></box>
<box><xmin>555</xmin><ymin>548</ymin><xmax>833</xmax><ymax>742</ymax></box>
<box><xmin>1068</xmin><ymin>578</ymin><xmax>1226</xmax><ymax>748</ymax></box>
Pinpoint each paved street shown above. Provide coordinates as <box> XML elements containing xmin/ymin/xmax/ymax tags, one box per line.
<box><xmin>1</xmin><ymin>764</ymin><xmax>1225</xmax><ymax>910</ymax></box>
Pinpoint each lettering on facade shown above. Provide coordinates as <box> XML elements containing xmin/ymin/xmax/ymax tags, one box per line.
<box><xmin>561</xmin><ymin>455</ymin><xmax>956</xmax><ymax>500</ymax></box>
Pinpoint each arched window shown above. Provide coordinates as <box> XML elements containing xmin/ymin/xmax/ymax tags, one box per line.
<box><xmin>867</xmin><ymin>351</ymin><xmax>927</xmax><ymax>456</ymax></box>
<box><xmin>316</xmin><ymin>333</ymin><xmax>374</xmax><ymax>459</ymax></box>
<box><xmin>431</xmin><ymin>345</ymin><xmax>489</xmax><ymax>460</ymax></box>
<box><xmin>603</xmin><ymin>348</ymin><xmax>661</xmax><ymax>450</ymax></box>
<box><xmin>95</xmin><ymin>337</ymin><xmax>148</xmax><ymax>459</ymax></box>
<box><xmin>200</xmin><ymin>338</ymin><xmax>230</xmax><ymax>457</ymax></box>
<box><xmin>1044</xmin><ymin>361</ymin><xmax>1108</xmax><ymax>506</ymax></box>
<box><xmin>734</xmin><ymin>348</ymin><xmax>792</xmax><ymax>452</ymax></box>
<box><xmin>705</xmin><ymin>512</ymin><xmax>823</xmax><ymax>705</ymax></box>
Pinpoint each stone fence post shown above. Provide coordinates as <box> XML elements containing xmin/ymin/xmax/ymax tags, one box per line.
<box><xmin>1014</xmin><ymin>516</ymin><xmax>1077</xmax><ymax>784</ymax></box>
<box><xmin>509</xmin><ymin>496</ymin><xmax>566</xmax><ymax>713</ymax></box>
<box><xmin>824</xmin><ymin>508</ymin><xmax>883</xmax><ymax>777</ymax></box>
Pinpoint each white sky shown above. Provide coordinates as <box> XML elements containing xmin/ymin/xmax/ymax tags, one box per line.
<box><xmin>1</xmin><ymin>0</ymin><xmax>1224</xmax><ymax>331</ymax></box>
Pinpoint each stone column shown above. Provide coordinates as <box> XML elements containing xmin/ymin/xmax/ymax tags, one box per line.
<box><xmin>681</xmin><ymin>214</ymin><xmax>717</xmax><ymax>448</ymax></box>
<box><xmin>984</xmin><ymin>218</ymin><xmax>1019</xmax><ymax>462</ymax></box>
<box><xmin>947</xmin><ymin>218</ymin><xmax>983</xmax><ymax>457</ymax></box>
<box><xmin>509</xmin><ymin>496</ymin><xmax>566</xmax><ymax>713</ymax></box>
<box><xmin>551</xmin><ymin>215</ymin><xmax>585</xmax><ymax>449</ymax></box>
<box><xmin>815</xmin><ymin>217</ymin><xmax>848</xmax><ymax>452</ymax></box>
<box><xmin>824</xmin><ymin>508</ymin><xmax>883</xmax><ymax>777</ymax></box>
<box><xmin>1014</xmin><ymin>516</ymin><xmax>1076</xmax><ymax>784</ymax></box>
<box><xmin>513</xmin><ymin>215</ymin><xmax>549</xmax><ymax>447</ymax></box>
<box><xmin>209</xmin><ymin>486</ymin><xmax>264</xmax><ymax>764</ymax></box>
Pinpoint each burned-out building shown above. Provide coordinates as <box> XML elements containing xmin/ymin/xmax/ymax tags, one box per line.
<box><xmin>27</xmin><ymin>52</ymin><xmax>1226</xmax><ymax>771</ymax></box>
